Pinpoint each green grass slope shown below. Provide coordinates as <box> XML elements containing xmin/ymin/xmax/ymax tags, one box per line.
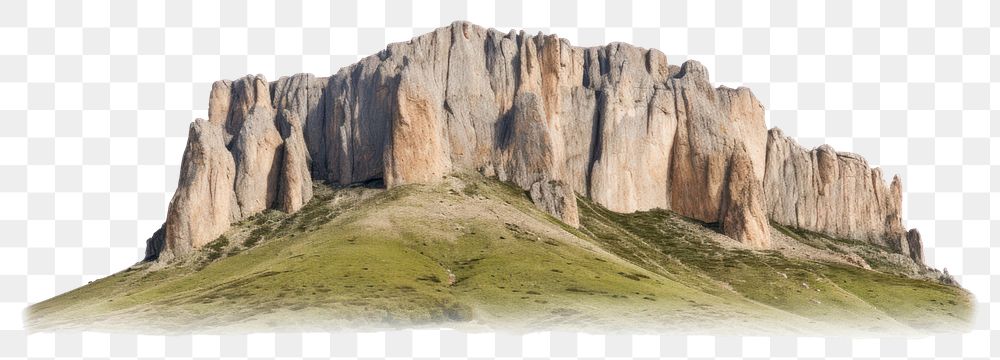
<box><xmin>24</xmin><ymin>175</ymin><xmax>973</xmax><ymax>334</ymax></box>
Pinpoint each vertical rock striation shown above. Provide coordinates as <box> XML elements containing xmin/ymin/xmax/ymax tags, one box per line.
<box><xmin>763</xmin><ymin>128</ymin><xmax>922</xmax><ymax>262</ymax></box>
<box><xmin>230</xmin><ymin>75</ymin><xmax>283</xmax><ymax>218</ymax></box>
<box><xmin>151</xmin><ymin>22</ymin><xmax>921</xmax><ymax>265</ymax></box>
<box><xmin>906</xmin><ymin>229</ymin><xmax>924</xmax><ymax>264</ymax></box>
<box><xmin>669</xmin><ymin>63</ymin><xmax>768</xmax><ymax>225</ymax></box>
<box><xmin>721</xmin><ymin>146</ymin><xmax>771</xmax><ymax>249</ymax></box>
<box><xmin>276</xmin><ymin>109</ymin><xmax>313</xmax><ymax>213</ymax></box>
<box><xmin>163</xmin><ymin>118</ymin><xmax>239</xmax><ymax>259</ymax></box>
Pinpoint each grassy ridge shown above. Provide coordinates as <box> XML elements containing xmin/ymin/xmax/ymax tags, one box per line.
<box><xmin>24</xmin><ymin>175</ymin><xmax>973</xmax><ymax>334</ymax></box>
<box><xmin>575</xmin><ymin>196</ymin><xmax>973</xmax><ymax>333</ymax></box>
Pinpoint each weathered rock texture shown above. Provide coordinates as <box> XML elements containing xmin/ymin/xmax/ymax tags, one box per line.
<box><xmin>142</xmin><ymin>225</ymin><xmax>166</xmax><ymax>262</ymax></box>
<box><xmin>763</xmin><ymin>128</ymin><xmax>921</xmax><ymax>261</ymax></box>
<box><xmin>720</xmin><ymin>146</ymin><xmax>771</xmax><ymax>249</ymax></box>
<box><xmin>906</xmin><ymin>229</ymin><xmax>924</xmax><ymax>264</ymax></box>
<box><xmin>151</xmin><ymin>22</ymin><xmax>923</xmax><ymax>264</ymax></box>
<box><xmin>163</xmin><ymin>118</ymin><xmax>239</xmax><ymax>259</ymax></box>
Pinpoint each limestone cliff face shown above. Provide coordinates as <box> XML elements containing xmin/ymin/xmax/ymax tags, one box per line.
<box><xmin>763</xmin><ymin>128</ymin><xmax>921</xmax><ymax>262</ymax></box>
<box><xmin>150</xmin><ymin>22</ymin><xmax>922</xmax><ymax>265</ymax></box>
<box><xmin>162</xmin><ymin>118</ymin><xmax>239</xmax><ymax>259</ymax></box>
<box><xmin>721</xmin><ymin>146</ymin><xmax>771</xmax><ymax>249</ymax></box>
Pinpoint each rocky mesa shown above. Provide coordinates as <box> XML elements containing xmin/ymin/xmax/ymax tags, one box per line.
<box><xmin>146</xmin><ymin>22</ymin><xmax>922</xmax><ymax>265</ymax></box>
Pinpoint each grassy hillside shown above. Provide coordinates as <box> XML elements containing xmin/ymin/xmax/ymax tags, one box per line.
<box><xmin>24</xmin><ymin>175</ymin><xmax>973</xmax><ymax>334</ymax></box>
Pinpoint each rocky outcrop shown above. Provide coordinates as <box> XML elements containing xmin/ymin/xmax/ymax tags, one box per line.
<box><xmin>162</xmin><ymin>75</ymin><xmax>317</xmax><ymax>260</ymax></box>
<box><xmin>906</xmin><ymin>229</ymin><xmax>924</xmax><ymax>264</ymax></box>
<box><xmin>586</xmin><ymin>45</ymin><xmax>676</xmax><ymax>213</ymax></box>
<box><xmin>150</xmin><ymin>22</ymin><xmax>921</xmax><ymax>265</ymax></box>
<box><xmin>276</xmin><ymin>109</ymin><xmax>313</xmax><ymax>213</ymax></box>
<box><xmin>230</xmin><ymin>76</ymin><xmax>283</xmax><ymax>217</ymax></box>
<box><xmin>720</xmin><ymin>146</ymin><xmax>770</xmax><ymax>249</ymax></box>
<box><xmin>142</xmin><ymin>225</ymin><xmax>166</xmax><ymax>262</ymax></box>
<box><xmin>762</xmin><ymin>128</ymin><xmax>919</xmax><ymax>261</ymax></box>
<box><xmin>669</xmin><ymin>63</ymin><xmax>768</xmax><ymax>225</ymax></box>
<box><xmin>271</xmin><ymin>73</ymin><xmax>326</xmax><ymax>181</ymax></box>
<box><xmin>497</xmin><ymin>92</ymin><xmax>579</xmax><ymax>226</ymax></box>
<box><xmin>384</xmin><ymin>65</ymin><xmax>449</xmax><ymax>186</ymax></box>
<box><xmin>529</xmin><ymin>179</ymin><xmax>579</xmax><ymax>227</ymax></box>
<box><xmin>163</xmin><ymin>118</ymin><xmax>239</xmax><ymax>258</ymax></box>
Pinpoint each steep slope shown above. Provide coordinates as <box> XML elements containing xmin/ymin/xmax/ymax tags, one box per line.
<box><xmin>25</xmin><ymin>175</ymin><xmax>972</xmax><ymax>334</ymax></box>
<box><xmin>151</xmin><ymin>21</ymin><xmax>921</xmax><ymax>263</ymax></box>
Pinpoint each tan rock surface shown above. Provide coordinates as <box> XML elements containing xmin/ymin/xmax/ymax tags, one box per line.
<box><xmin>153</xmin><ymin>22</ymin><xmax>922</xmax><ymax>265</ymax></box>
<box><xmin>207</xmin><ymin>80</ymin><xmax>231</xmax><ymax>127</ymax></box>
<box><xmin>276</xmin><ymin>109</ymin><xmax>313</xmax><ymax>213</ymax></box>
<box><xmin>720</xmin><ymin>146</ymin><xmax>771</xmax><ymax>248</ymax></box>
<box><xmin>163</xmin><ymin>119</ymin><xmax>239</xmax><ymax>259</ymax></box>
<box><xmin>763</xmin><ymin>128</ymin><xmax>916</xmax><ymax>262</ymax></box>
<box><xmin>230</xmin><ymin>75</ymin><xmax>283</xmax><ymax>217</ymax></box>
<box><xmin>587</xmin><ymin>44</ymin><xmax>677</xmax><ymax>213</ymax></box>
<box><xmin>384</xmin><ymin>64</ymin><xmax>449</xmax><ymax>186</ymax></box>
<box><xmin>271</xmin><ymin>74</ymin><xmax>326</xmax><ymax>176</ymax></box>
<box><xmin>669</xmin><ymin>61</ymin><xmax>768</xmax><ymax>223</ymax></box>
<box><xmin>529</xmin><ymin>179</ymin><xmax>580</xmax><ymax>227</ymax></box>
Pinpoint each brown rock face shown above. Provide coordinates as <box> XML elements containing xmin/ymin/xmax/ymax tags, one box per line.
<box><xmin>271</xmin><ymin>73</ymin><xmax>327</xmax><ymax>179</ymax></box>
<box><xmin>161</xmin><ymin>75</ymin><xmax>318</xmax><ymax>259</ymax></box>
<box><xmin>384</xmin><ymin>66</ymin><xmax>449</xmax><ymax>186</ymax></box>
<box><xmin>230</xmin><ymin>76</ymin><xmax>283</xmax><ymax>217</ymax></box>
<box><xmin>151</xmin><ymin>22</ymin><xmax>922</xmax><ymax>264</ymax></box>
<box><xmin>720</xmin><ymin>146</ymin><xmax>771</xmax><ymax>248</ymax></box>
<box><xmin>276</xmin><ymin>109</ymin><xmax>313</xmax><ymax>213</ymax></box>
<box><xmin>529</xmin><ymin>179</ymin><xmax>580</xmax><ymax>227</ymax></box>
<box><xmin>496</xmin><ymin>92</ymin><xmax>578</xmax><ymax>227</ymax></box>
<box><xmin>762</xmin><ymin>128</ymin><xmax>918</xmax><ymax>263</ymax></box>
<box><xmin>669</xmin><ymin>62</ymin><xmax>768</xmax><ymax>223</ymax></box>
<box><xmin>587</xmin><ymin>45</ymin><xmax>677</xmax><ymax>213</ymax></box>
<box><xmin>207</xmin><ymin>80</ymin><xmax>231</xmax><ymax>126</ymax></box>
<box><xmin>163</xmin><ymin>119</ymin><xmax>239</xmax><ymax>259</ymax></box>
<box><xmin>906</xmin><ymin>229</ymin><xmax>924</xmax><ymax>263</ymax></box>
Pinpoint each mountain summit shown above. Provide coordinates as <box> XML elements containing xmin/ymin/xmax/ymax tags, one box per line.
<box><xmin>152</xmin><ymin>21</ymin><xmax>919</xmax><ymax>263</ymax></box>
<box><xmin>26</xmin><ymin>22</ymin><xmax>969</xmax><ymax>334</ymax></box>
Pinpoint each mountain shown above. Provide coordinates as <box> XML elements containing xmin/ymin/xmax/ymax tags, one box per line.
<box><xmin>25</xmin><ymin>22</ymin><xmax>970</xmax><ymax>333</ymax></box>
<box><xmin>151</xmin><ymin>21</ymin><xmax>924</xmax><ymax>262</ymax></box>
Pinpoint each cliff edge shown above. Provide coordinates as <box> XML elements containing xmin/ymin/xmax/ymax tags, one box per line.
<box><xmin>147</xmin><ymin>22</ymin><xmax>922</xmax><ymax>265</ymax></box>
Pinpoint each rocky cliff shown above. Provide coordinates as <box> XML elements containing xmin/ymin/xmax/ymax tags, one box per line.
<box><xmin>146</xmin><ymin>22</ymin><xmax>923</xmax><ymax>264</ymax></box>
<box><xmin>763</xmin><ymin>129</ymin><xmax>914</xmax><ymax>254</ymax></box>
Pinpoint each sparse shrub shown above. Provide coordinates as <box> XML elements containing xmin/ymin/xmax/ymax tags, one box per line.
<box><xmin>203</xmin><ymin>235</ymin><xmax>229</xmax><ymax>261</ymax></box>
<box><xmin>938</xmin><ymin>268</ymin><xmax>958</xmax><ymax>286</ymax></box>
<box><xmin>243</xmin><ymin>226</ymin><xmax>271</xmax><ymax>247</ymax></box>
<box><xmin>462</xmin><ymin>183</ymin><xmax>480</xmax><ymax>196</ymax></box>
<box><xmin>206</xmin><ymin>235</ymin><xmax>229</xmax><ymax>251</ymax></box>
